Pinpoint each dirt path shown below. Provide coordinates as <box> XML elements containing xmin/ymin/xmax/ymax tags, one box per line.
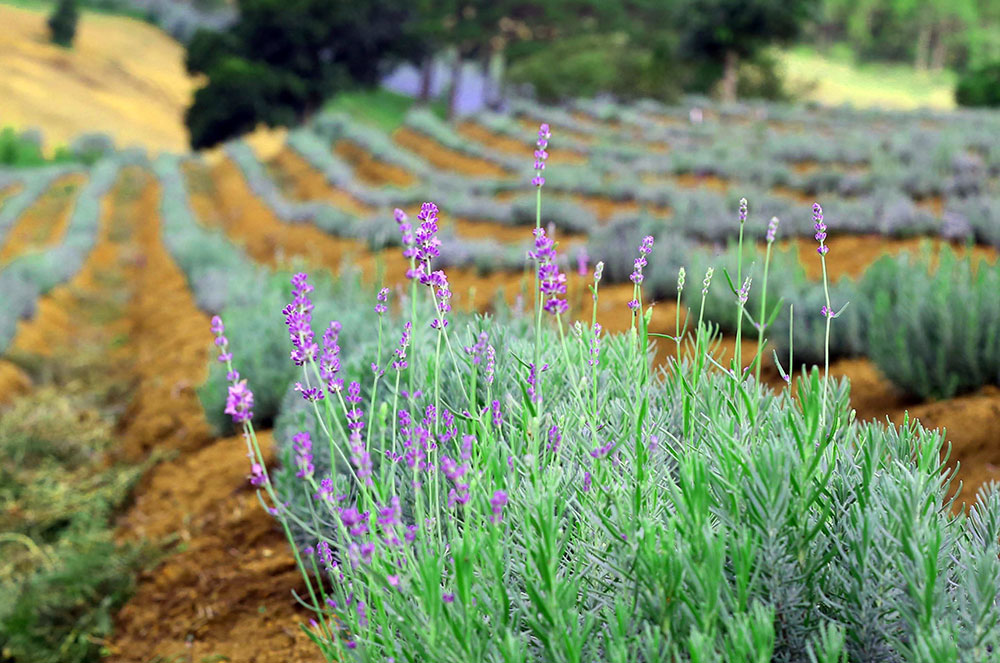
<box><xmin>94</xmin><ymin>167</ymin><xmax>317</xmax><ymax>662</ymax></box>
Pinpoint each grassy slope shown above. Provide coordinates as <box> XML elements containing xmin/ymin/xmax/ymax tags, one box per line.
<box><xmin>778</xmin><ymin>45</ymin><xmax>957</xmax><ymax>110</ymax></box>
<box><xmin>0</xmin><ymin>2</ymin><xmax>194</xmax><ymax>154</ymax></box>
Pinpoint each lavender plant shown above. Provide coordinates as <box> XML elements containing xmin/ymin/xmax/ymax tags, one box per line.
<box><xmin>209</xmin><ymin>125</ymin><xmax>1000</xmax><ymax>661</ymax></box>
<box><xmin>864</xmin><ymin>245</ymin><xmax>1000</xmax><ymax>400</ymax></box>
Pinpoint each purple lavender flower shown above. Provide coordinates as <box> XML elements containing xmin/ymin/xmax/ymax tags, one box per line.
<box><xmin>315</xmin><ymin>477</ymin><xmax>335</xmax><ymax>502</ymax></box>
<box><xmin>526</xmin><ymin>363</ymin><xmax>548</xmax><ymax>403</ymax></box>
<box><xmin>339</xmin><ymin>505</ymin><xmax>370</xmax><ymax>538</ymax></box>
<box><xmin>532</xmin><ymin>123</ymin><xmax>551</xmax><ymax>188</ymax></box>
<box><xmin>320</xmin><ymin>321</ymin><xmax>343</xmax><ymax>394</ymax></box>
<box><xmin>490</xmin><ymin>490</ymin><xmax>508</xmax><ymax>524</ymax></box>
<box><xmin>813</xmin><ymin>203</ymin><xmax>828</xmax><ymax>256</ymax></box>
<box><xmin>249</xmin><ymin>462</ymin><xmax>266</xmax><ymax>487</ymax></box>
<box><xmin>582</xmin><ymin>472</ymin><xmax>592</xmax><ymax>492</ymax></box>
<box><xmin>590</xmin><ymin>440</ymin><xmax>616</xmax><ymax>459</ymax></box>
<box><xmin>464</xmin><ymin>332</ymin><xmax>489</xmax><ymax>365</ymax></box>
<box><xmin>490</xmin><ymin>399</ymin><xmax>503</xmax><ymax>428</ymax></box>
<box><xmin>547</xmin><ymin>425</ymin><xmax>561</xmax><ymax>454</ymax></box>
<box><xmin>702</xmin><ymin>267</ymin><xmax>714</xmax><ymax>296</ymax></box>
<box><xmin>210</xmin><ymin>316</ymin><xmax>234</xmax><ymax>364</ymax></box>
<box><xmin>443</xmin><ymin>592</ymin><xmax>456</xmax><ymax>603</ymax></box>
<box><xmin>627</xmin><ymin>299</ymin><xmax>639</xmax><ymax>312</ymax></box>
<box><xmin>739</xmin><ymin>198</ymin><xmax>748</xmax><ymax>225</ymax></box>
<box><xmin>589</xmin><ymin>323</ymin><xmax>602</xmax><ymax>367</ymax></box>
<box><xmin>225</xmin><ymin>380</ymin><xmax>254</xmax><ymax>423</ymax></box>
<box><xmin>738</xmin><ymin>277</ymin><xmax>752</xmax><ymax>306</ymax></box>
<box><xmin>820</xmin><ymin>305</ymin><xmax>834</xmax><ymax>318</ymax></box>
<box><xmin>484</xmin><ymin>344</ymin><xmax>495</xmax><ymax>385</ymax></box>
<box><xmin>529</xmin><ymin>228</ymin><xmax>568</xmax><ymax>315</ymax></box>
<box><xmin>375</xmin><ymin>287</ymin><xmax>389</xmax><ymax>315</ymax></box>
<box><xmin>766</xmin><ymin>216</ymin><xmax>780</xmax><ymax>244</ymax></box>
<box><xmin>283</xmin><ymin>273</ymin><xmax>319</xmax><ymax>366</ymax></box>
<box><xmin>294</xmin><ymin>382</ymin><xmax>324</xmax><ymax>402</ymax></box>
<box><xmin>293</xmin><ymin>431</ymin><xmax>314</xmax><ymax>479</ymax></box>
<box><xmin>412</xmin><ymin>203</ymin><xmax>442</xmax><ymax>281</ymax></box>
<box><xmin>317</xmin><ymin>540</ymin><xmax>333</xmax><ymax>567</ymax></box>
<box><xmin>392</xmin><ymin>322</ymin><xmax>412</xmax><ymax>371</ymax></box>
<box><xmin>427</xmin><ymin>269</ymin><xmax>452</xmax><ymax>330</ymax></box>
<box><xmin>576</xmin><ymin>248</ymin><xmax>589</xmax><ymax>276</ymax></box>
<box><xmin>630</xmin><ymin>236</ymin><xmax>654</xmax><ymax>285</ymax></box>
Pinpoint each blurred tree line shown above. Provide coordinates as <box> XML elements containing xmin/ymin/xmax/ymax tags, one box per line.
<box><xmin>183</xmin><ymin>0</ymin><xmax>1000</xmax><ymax>148</ymax></box>
<box><xmin>814</xmin><ymin>0</ymin><xmax>999</xmax><ymax>72</ymax></box>
<box><xmin>185</xmin><ymin>0</ymin><xmax>819</xmax><ymax>147</ymax></box>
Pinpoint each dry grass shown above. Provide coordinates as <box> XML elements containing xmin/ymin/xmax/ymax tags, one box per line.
<box><xmin>0</xmin><ymin>4</ymin><xmax>195</xmax><ymax>154</ymax></box>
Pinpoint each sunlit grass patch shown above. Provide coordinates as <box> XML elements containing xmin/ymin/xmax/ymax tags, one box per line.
<box><xmin>778</xmin><ymin>45</ymin><xmax>956</xmax><ymax>110</ymax></box>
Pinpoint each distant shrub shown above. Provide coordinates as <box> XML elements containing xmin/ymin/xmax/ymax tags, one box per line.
<box><xmin>865</xmin><ymin>247</ymin><xmax>1000</xmax><ymax>400</ymax></box>
<box><xmin>508</xmin><ymin>34</ymin><xmax>683</xmax><ymax>103</ymax></box>
<box><xmin>956</xmin><ymin>62</ymin><xmax>1000</xmax><ymax>108</ymax></box>
<box><xmin>48</xmin><ymin>0</ymin><xmax>79</xmax><ymax>47</ymax></box>
<box><xmin>69</xmin><ymin>133</ymin><xmax>115</xmax><ymax>164</ymax></box>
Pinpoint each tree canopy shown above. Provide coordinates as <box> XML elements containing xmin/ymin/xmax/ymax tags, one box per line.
<box><xmin>184</xmin><ymin>0</ymin><xmax>424</xmax><ymax>149</ymax></box>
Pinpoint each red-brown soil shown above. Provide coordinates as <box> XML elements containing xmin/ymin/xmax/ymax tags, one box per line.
<box><xmin>0</xmin><ymin>173</ymin><xmax>85</xmax><ymax>263</ymax></box>
<box><xmin>393</xmin><ymin>127</ymin><xmax>510</xmax><ymax>177</ymax></box>
<box><xmin>334</xmin><ymin>139</ymin><xmax>417</xmax><ymax>188</ymax></box>
<box><xmin>267</xmin><ymin>148</ymin><xmax>373</xmax><ymax>217</ymax></box>
<box><xmin>774</xmin><ymin>235</ymin><xmax>998</xmax><ymax>281</ymax></box>
<box><xmin>457</xmin><ymin>121</ymin><xmax>589</xmax><ymax>165</ymax></box>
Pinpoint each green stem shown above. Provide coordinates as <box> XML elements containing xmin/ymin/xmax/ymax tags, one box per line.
<box><xmin>755</xmin><ymin>242</ymin><xmax>773</xmax><ymax>385</ymax></box>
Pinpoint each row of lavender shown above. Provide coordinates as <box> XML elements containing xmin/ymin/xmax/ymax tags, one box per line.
<box><xmin>217</xmin><ymin>133</ymin><xmax>1000</xmax><ymax>410</ymax></box>
<box><xmin>213</xmin><ymin>175</ymin><xmax>1000</xmax><ymax>661</ymax></box>
<box><xmin>0</xmin><ymin>157</ymin><xmax>140</xmax><ymax>353</ymax></box>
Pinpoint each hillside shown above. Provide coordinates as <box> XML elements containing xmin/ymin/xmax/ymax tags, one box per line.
<box><xmin>0</xmin><ymin>3</ymin><xmax>194</xmax><ymax>154</ymax></box>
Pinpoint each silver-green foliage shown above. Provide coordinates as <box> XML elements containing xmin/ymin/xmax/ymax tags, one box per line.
<box><xmin>864</xmin><ymin>246</ymin><xmax>1000</xmax><ymax>400</ymax></box>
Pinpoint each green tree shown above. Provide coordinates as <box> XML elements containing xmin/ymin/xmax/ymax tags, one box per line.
<box><xmin>184</xmin><ymin>0</ymin><xmax>424</xmax><ymax>149</ymax></box>
<box><xmin>677</xmin><ymin>0</ymin><xmax>820</xmax><ymax>101</ymax></box>
<box><xmin>47</xmin><ymin>0</ymin><xmax>79</xmax><ymax>48</ymax></box>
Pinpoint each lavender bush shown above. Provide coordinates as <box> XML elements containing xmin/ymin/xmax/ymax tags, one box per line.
<box><xmin>211</xmin><ymin>127</ymin><xmax>1000</xmax><ymax>661</ymax></box>
<box><xmin>864</xmin><ymin>246</ymin><xmax>1000</xmax><ymax>399</ymax></box>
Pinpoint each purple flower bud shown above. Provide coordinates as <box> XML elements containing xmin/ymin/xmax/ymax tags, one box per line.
<box><xmin>533</xmin><ymin>123</ymin><xmax>551</xmax><ymax>187</ymax></box>
<box><xmin>739</xmin><ymin>198</ymin><xmax>748</xmax><ymax>225</ymax></box>
<box><xmin>375</xmin><ymin>287</ymin><xmax>389</xmax><ymax>314</ymax></box>
<box><xmin>293</xmin><ymin>432</ymin><xmax>314</xmax><ymax>479</ymax></box>
<box><xmin>225</xmin><ymin>379</ymin><xmax>254</xmax><ymax>423</ymax></box>
<box><xmin>766</xmin><ymin>216</ymin><xmax>779</xmax><ymax>243</ymax></box>
<box><xmin>490</xmin><ymin>490</ymin><xmax>508</xmax><ymax>524</ymax></box>
<box><xmin>813</xmin><ymin>203</ymin><xmax>829</xmax><ymax>256</ymax></box>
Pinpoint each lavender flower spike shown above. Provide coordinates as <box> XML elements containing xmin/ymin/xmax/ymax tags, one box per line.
<box><xmin>529</xmin><ymin>228</ymin><xmax>568</xmax><ymax>315</ymax></box>
<box><xmin>813</xmin><ymin>203</ymin><xmax>828</xmax><ymax>256</ymax></box>
<box><xmin>766</xmin><ymin>216</ymin><xmax>780</xmax><ymax>244</ymax></box>
<box><xmin>532</xmin><ymin>123</ymin><xmax>551</xmax><ymax>188</ymax></box>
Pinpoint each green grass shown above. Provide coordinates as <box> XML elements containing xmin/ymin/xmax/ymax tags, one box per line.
<box><xmin>0</xmin><ymin>372</ymin><xmax>160</xmax><ymax>662</ymax></box>
<box><xmin>323</xmin><ymin>88</ymin><xmax>447</xmax><ymax>133</ymax></box>
<box><xmin>777</xmin><ymin>44</ymin><xmax>957</xmax><ymax>110</ymax></box>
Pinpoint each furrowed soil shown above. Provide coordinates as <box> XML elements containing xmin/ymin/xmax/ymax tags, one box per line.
<box><xmin>0</xmin><ymin>174</ymin><xmax>85</xmax><ymax>263</ymax></box>
<box><xmin>393</xmin><ymin>127</ymin><xmax>510</xmax><ymax>177</ymax></box>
